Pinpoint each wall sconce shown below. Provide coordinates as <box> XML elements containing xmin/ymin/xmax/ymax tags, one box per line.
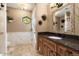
<box><xmin>1</xmin><ymin>3</ymin><xmax>4</xmax><ymax>7</ymax></box>
<box><xmin>7</xmin><ymin>16</ymin><xmax>13</xmax><ymax>23</ymax></box>
<box><xmin>0</xmin><ymin>3</ymin><xmax>4</xmax><ymax>10</ymax></box>
<box><xmin>56</xmin><ymin>3</ymin><xmax>63</xmax><ymax>8</ymax></box>
<box><xmin>50</xmin><ymin>3</ymin><xmax>57</xmax><ymax>8</ymax></box>
<box><xmin>50</xmin><ymin>3</ymin><xmax>63</xmax><ymax>8</ymax></box>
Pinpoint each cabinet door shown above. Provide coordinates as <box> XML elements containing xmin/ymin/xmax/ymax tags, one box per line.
<box><xmin>48</xmin><ymin>49</ymin><xmax>56</xmax><ymax>56</ymax></box>
<box><xmin>48</xmin><ymin>42</ymin><xmax>56</xmax><ymax>56</ymax></box>
<box><xmin>49</xmin><ymin>41</ymin><xmax>56</xmax><ymax>54</ymax></box>
<box><xmin>65</xmin><ymin>50</ymin><xmax>73</xmax><ymax>56</ymax></box>
<box><xmin>37</xmin><ymin>36</ymin><xmax>43</xmax><ymax>54</ymax></box>
<box><xmin>43</xmin><ymin>42</ymin><xmax>49</xmax><ymax>56</ymax></box>
<box><xmin>56</xmin><ymin>44</ymin><xmax>67</xmax><ymax>56</ymax></box>
<box><xmin>44</xmin><ymin>38</ymin><xmax>56</xmax><ymax>51</ymax></box>
<box><xmin>37</xmin><ymin>36</ymin><xmax>39</xmax><ymax>50</ymax></box>
<box><xmin>43</xmin><ymin>37</ymin><xmax>56</xmax><ymax>56</ymax></box>
<box><xmin>39</xmin><ymin>40</ymin><xmax>43</xmax><ymax>54</ymax></box>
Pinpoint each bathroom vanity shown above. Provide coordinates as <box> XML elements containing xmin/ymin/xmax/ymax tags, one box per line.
<box><xmin>37</xmin><ymin>32</ymin><xmax>79</xmax><ymax>56</ymax></box>
<box><xmin>36</xmin><ymin>3</ymin><xmax>79</xmax><ymax>56</ymax></box>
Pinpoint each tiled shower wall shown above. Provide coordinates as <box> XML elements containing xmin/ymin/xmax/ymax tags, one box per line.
<box><xmin>7</xmin><ymin>32</ymin><xmax>33</xmax><ymax>46</ymax></box>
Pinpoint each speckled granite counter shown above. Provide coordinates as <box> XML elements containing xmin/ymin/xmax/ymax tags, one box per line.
<box><xmin>38</xmin><ymin>32</ymin><xmax>79</xmax><ymax>52</ymax></box>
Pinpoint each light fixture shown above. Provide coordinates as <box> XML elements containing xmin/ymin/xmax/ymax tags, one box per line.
<box><xmin>50</xmin><ymin>3</ymin><xmax>57</xmax><ymax>8</ymax></box>
<box><xmin>50</xmin><ymin>3</ymin><xmax>63</xmax><ymax>8</ymax></box>
<box><xmin>7</xmin><ymin>16</ymin><xmax>13</xmax><ymax>23</ymax></box>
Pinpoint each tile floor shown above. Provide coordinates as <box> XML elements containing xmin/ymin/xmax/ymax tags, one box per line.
<box><xmin>7</xmin><ymin>43</ymin><xmax>40</xmax><ymax>56</ymax></box>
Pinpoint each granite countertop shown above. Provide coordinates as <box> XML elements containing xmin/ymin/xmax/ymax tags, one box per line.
<box><xmin>38</xmin><ymin>32</ymin><xmax>79</xmax><ymax>52</ymax></box>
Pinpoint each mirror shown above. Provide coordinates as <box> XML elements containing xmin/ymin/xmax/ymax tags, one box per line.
<box><xmin>52</xmin><ymin>4</ymin><xmax>74</xmax><ymax>35</ymax></box>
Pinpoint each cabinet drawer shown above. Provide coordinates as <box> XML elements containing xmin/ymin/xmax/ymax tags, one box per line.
<box><xmin>56</xmin><ymin>45</ymin><xmax>67</xmax><ymax>56</ymax></box>
<box><xmin>37</xmin><ymin>36</ymin><xmax>43</xmax><ymax>54</ymax></box>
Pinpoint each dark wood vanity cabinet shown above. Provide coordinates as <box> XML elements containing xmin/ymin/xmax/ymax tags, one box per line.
<box><xmin>37</xmin><ymin>35</ymin><xmax>56</xmax><ymax>56</ymax></box>
<box><xmin>37</xmin><ymin>35</ymin><xmax>79</xmax><ymax>56</ymax></box>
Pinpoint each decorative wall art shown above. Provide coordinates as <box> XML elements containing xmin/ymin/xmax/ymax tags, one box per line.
<box><xmin>22</xmin><ymin>16</ymin><xmax>31</xmax><ymax>24</ymax></box>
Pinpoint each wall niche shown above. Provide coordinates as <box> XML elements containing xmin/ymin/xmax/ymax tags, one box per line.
<box><xmin>38</xmin><ymin>20</ymin><xmax>42</xmax><ymax>25</ymax></box>
<box><xmin>41</xmin><ymin>15</ymin><xmax>47</xmax><ymax>21</ymax></box>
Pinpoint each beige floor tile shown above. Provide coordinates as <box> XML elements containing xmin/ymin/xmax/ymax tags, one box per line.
<box><xmin>7</xmin><ymin>43</ymin><xmax>41</xmax><ymax>56</ymax></box>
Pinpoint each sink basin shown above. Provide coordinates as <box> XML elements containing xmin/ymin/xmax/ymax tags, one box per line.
<box><xmin>48</xmin><ymin>36</ymin><xmax>62</xmax><ymax>40</ymax></box>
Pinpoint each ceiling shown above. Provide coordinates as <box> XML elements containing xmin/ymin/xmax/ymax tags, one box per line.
<box><xmin>7</xmin><ymin>3</ymin><xmax>35</xmax><ymax>11</ymax></box>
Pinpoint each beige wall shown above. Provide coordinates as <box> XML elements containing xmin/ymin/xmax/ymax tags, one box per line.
<box><xmin>7</xmin><ymin>7</ymin><xmax>32</xmax><ymax>32</ymax></box>
<box><xmin>75</xmin><ymin>4</ymin><xmax>79</xmax><ymax>35</ymax></box>
<box><xmin>0</xmin><ymin>7</ymin><xmax>5</xmax><ymax>32</ymax></box>
<box><xmin>47</xmin><ymin>5</ymin><xmax>54</xmax><ymax>32</ymax></box>
<box><xmin>35</xmin><ymin>4</ymin><xmax>49</xmax><ymax>32</ymax></box>
<box><xmin>0</xmin><ymin>3</ymin><xmax>6</xmax><ymax>54</ymax></box>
